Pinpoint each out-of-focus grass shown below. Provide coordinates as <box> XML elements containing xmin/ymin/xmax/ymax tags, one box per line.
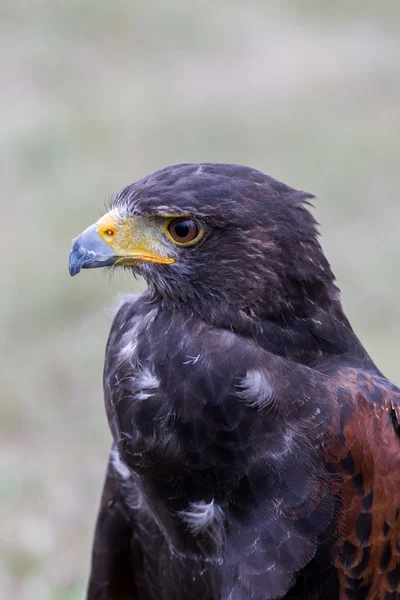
<box><xmin>1</xmin><ymin>1</ymin><xmax>399</xmax><ymax>598</ymax></box>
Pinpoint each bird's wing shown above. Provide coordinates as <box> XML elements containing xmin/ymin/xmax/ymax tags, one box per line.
<box><xmin>322</xmin><ymin>368</ymin><xmax>400</xmax><ymax>600</ymax></box>
<box><xmin>87</xmin><ymin>447</ymin><xmax>146</xmax><ymax>600</ymax></box>
<box><xmin>211</xmin><ymin>356</ymin><xmax>338</xmax><ymax>600</ymax></box>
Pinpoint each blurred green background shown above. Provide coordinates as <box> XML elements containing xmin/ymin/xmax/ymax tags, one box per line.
<box><xmin>1</xmin><ymin>1</ymin><xmax>399</xmax><ymax>598</ymax></box>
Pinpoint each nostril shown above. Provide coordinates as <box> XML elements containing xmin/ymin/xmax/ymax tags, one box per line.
<box><xmin>103</xmin><ymin>229</ymin><xmax>115</xmax><ymax>242</ymax></box>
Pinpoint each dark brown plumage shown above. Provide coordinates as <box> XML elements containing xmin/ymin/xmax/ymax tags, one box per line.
<box><xmin>69</xmin><ymin>164</ymin><xmax>400</xmax><ymax>599</ymax></box>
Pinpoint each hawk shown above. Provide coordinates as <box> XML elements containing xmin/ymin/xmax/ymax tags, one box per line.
<box><xmin>69</xmin><ymin>163</ymin><xmax>400</xmax><ymax>599</ymax></box>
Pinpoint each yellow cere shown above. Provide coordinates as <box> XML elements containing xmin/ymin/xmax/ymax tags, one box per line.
<box><xmin>95</xmin><ymin>209</ymin><xmax>175</xmax><ymax>265</ymax></box>
<box><xmin>95</xmin><ymin>209</ymin><xmax>119</xmax><ymax>244</ymax></box>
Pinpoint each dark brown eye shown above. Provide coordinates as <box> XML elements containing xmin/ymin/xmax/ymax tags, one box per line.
<box><xmin>167</xmin><ymin>218</ymin><xmax>201</xmax><ymax>244</ymax></box>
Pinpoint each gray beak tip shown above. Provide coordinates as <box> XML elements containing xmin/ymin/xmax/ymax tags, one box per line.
<box><xmin>69</xmin><ymin>224</ymin><xmax>116</xmax><ymax>277</ymax></box>
<box><xmin>68</xmin><ymin>240</ymin><xmax>85</xmax><ymax>277</ymax></box>
<box><xmin>68</xmin><ymin>260</ymin><xmax>81</xmax><ymax>277</ymax></box>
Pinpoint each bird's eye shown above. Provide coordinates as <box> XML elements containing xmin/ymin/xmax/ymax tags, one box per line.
<box><xmin>167</xmin><ymin>218</ymin><xmax>201</xmax><ymax>245</ymax></box>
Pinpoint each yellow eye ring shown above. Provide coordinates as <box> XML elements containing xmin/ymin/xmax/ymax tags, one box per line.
<box><xmin>164</xmin><ymin>217</ymin><xmax>204</xmax><ymax>246</ymax></box>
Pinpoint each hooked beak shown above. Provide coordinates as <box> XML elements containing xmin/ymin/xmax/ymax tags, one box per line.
<box><xmin>69</xmin><ymin>209</ymin><xmax>175</xmax><ymax>277</ymax></box>
<box><xmin>69</xmin><ymin>224</ymin><xmax>117</xmax><ymax>277</ymax></box>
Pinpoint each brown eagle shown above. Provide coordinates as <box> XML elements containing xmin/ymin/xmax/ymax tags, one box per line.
<box><xmin>69</xmin><ymin>163</ymin><xmax>400</xmax><ymax>600</ymax></box>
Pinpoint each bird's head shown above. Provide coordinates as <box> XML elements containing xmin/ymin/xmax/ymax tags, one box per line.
<box><xmin>69</xmin><ymin>164</ymin><xmax>341</xmax><ymax>326</ymax></box>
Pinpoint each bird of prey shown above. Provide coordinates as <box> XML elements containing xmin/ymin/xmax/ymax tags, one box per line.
<box><xmin>69</xmin><ymin>163</ymin><xmax>400</xmax><ymax>600</ymax></box>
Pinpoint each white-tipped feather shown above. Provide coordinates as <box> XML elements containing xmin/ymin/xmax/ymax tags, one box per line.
<box><xmin>119</xmin><ymin>340</ymin><xmax>138</xmax><ymax>361</ymax></box>
<box><xmin>237</xmin><ymin>369</ymin><xmax>274</xmax><ymax>407</ymax></box>
<box><xmin>182</xmin><ymin>354</ymin><xmax>201</xmax><ymax>366</ymax></box>
<box><xmin>110</xmin><ymin>446</ymin><xmax>131</xmax><ymax>480</ymax></box>
<box><xmin>135</xmin><ymin>367</ymin><xmax>160</xmax><ymax>394</ymax></box>
<box><xmin>179</xmin><ymin>500</ymin><xmax>225</xmax><ymax>535</ymax></box>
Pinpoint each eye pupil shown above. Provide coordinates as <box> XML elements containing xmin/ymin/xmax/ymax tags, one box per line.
<box><xmin>174</xmin><ymin>222</ymin><xmax>190</xmax><ymax>239</ymax></box>
<box><xmin>168</xmin><ymin>218</ymin><xmax>200</xmax><ymax>244</ymax></box>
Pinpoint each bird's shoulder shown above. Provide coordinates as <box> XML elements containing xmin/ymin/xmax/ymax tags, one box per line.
<box><xmin>322</xmin><ymin>366</ymin><xmax>400</xmax><ymax>598</ymax></box>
